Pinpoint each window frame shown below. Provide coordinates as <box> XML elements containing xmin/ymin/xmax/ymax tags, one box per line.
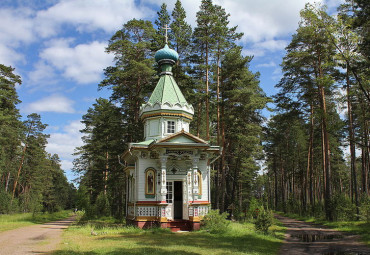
<box><xmin>167</xmin><ymin>120</ymin><xmax>175</xmax><ymax>134</ymax></box>
<box><xmin>145</xmin><ymin>168</ymin><xmax>156</xmax><ymax>195</ymax></box>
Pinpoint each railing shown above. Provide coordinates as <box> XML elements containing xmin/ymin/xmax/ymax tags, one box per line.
<box><xmin>127</xmin><ymin>204</ymin><xmax>209</xmax><ymax>219</ymax></box>
<box><xmin>137</xmin><ymin>206</ymin><xmax>157</xmax><ymax>217</ymax></box>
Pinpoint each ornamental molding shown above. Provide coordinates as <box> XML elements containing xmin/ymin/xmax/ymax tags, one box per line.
<box><xmin>140</xmin><ymin>101</ymin><xmax>194</xmax><ymax>115</ymax></box>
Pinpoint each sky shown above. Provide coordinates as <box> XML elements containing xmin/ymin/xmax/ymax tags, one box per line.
<box><xmin>0</xmin><ymin>0</ymin><xmax>343</xmax><ymax>182</ymax></box>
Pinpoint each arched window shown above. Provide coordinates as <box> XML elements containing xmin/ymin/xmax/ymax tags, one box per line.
<box><xmin>145</xmin><ymin>168</ymin><xmax>156</xmax><ymax>195</ymax></box>
<box><xmin>197</xmin><ymin>171</ymin><xmax>202</xmax><ymax>196</ymax></box>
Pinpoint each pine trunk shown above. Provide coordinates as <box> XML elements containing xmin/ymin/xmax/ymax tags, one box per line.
<box><xmin>346</xmin><ymin>67</ymin><xmax>359</xmax><ymax>217</ymax></box>
<box><xmin>205</xmin><ymin>45</ymin><xmax>209</xmax><ymax>140</ymax></box>
<box><xmin>12</xmin><ymin>144</ymin><xmax>27</xmax><ymax>199</ymax></box>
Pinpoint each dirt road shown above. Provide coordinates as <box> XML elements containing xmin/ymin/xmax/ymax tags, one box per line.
<box><xmin>276</xmin><ymin>214</ymin><xmax>370</xmax><ymax>254</ymax></box>
<box><xmin>0</xmin><ymin>216</ymin><xmax>75</xmax><ymax>255</ymax></box>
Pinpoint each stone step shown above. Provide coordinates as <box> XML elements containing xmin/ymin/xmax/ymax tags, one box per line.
<box><xmin>167</xmin><ymin>220</ymin><xmax>192</xmax><ymax>232</ymax></box>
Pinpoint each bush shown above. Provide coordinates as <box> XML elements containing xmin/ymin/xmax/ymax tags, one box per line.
<box><xmin>202</xmin><ymin>209</ymin><xmax>230</xmax><ymax>233</ymax></box>
<box><xmin>0</xmin><ymin>191</ymin><xmax>19</xmax><ymax>213</ymax></box>
<box><xmin>254</xmin><ymin>207</ymin><xmax>273</xmax><ymax>234</ymax></box>
<box><xmin>95</xmin><ymin>192</ymin><xmax>110</xmax><ymax>217</ymax></box>
<box><xmin>287</xmin><ymin>195</ymin><xmax>301</xmax><ymax>214</ymax></box>
<box><xmin>246</xmin><ymin>197</ymin><xmax>263</xmax><ymax>221</ymax></box>
<box><xmin>331</xmin><ymin>194</ymin><xmax>356</xmax><ymax>221</ymax></box>
<box><xmin>359</xmin><ymin>199</ymin><xmax>370</xmax><ymax>223</ymax></box>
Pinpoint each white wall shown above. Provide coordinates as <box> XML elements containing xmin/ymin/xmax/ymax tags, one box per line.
<box><xmin>135</xmin><ymin>155</ymin><xmax>210</xmax><ymax>202</ymax></box>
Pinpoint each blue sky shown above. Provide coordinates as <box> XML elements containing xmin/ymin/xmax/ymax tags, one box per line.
<box><xmin>0</xmin><ymin>0</ymin><xmax>342</xmax><ymax>182</ymax></box>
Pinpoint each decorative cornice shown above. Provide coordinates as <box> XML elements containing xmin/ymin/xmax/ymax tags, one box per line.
<box><xmin>141</xmin><ymin>111</ymin><xmax>193</xmax><ymax>120</ymax></box>
<box><xmin>160</xmin><ymin>71</ymin><xmax>173</xmax><ymax>76</ymax></box>
<box><xmin>141</xmin><ymin>101</ymin><xmax>194</xmax><ymax>111</ymax></box>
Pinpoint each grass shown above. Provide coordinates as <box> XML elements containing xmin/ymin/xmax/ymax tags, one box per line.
<box><xmin>276</xmin><ymin>211</ymin><xmax>370</xmax><ymax>246</ymax></box>
<box><xmin>323</xmin><ymin>221</ymin><xmax>370</xmax><ymax>246</ymax></box>
<box><xmin>0</xmin><ymin>210</ymin><xmax>73</xmax><ymax>232</ymax></box>
<box><xmin>53</xmin><ymin>219</ymin><xmax>285</xmax><ymax>255</ymax></box>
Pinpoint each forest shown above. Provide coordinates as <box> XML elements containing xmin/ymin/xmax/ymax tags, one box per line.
<box><xmin>0</xmin><ymin>64</ymin><xmax>75</xmax><ymax>213</ymax></box>
<box><xmin>0</xmin><ymin>0</ymin><xmax>369</xmax><ymax>224</ymax></box>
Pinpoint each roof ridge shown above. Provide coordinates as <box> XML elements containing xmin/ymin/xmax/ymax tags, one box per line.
<box><xmin>160</xmin><ymin>75</ymin><xmax>166</xmax><ymax>102</ymax></box>
<box><xmin>170</xmin><ymin>75</ymin><xmax>181</xmax><ymax>103</ymax></box>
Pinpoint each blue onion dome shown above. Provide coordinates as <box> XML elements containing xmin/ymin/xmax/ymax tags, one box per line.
<box><xmin>155</xmin><ymin>44</ymin><xmax>179</xmax><ymax>64</ymax></box>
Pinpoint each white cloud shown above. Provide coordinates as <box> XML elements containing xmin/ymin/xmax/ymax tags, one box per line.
<box><xmin>149</xmin><ymin>0</ymin><xmax>311</xmax><ymax>56</ymax></box>
<box><xmin>60</xmin><ymin>160</ymin><xmax>74</xmax><ymax>172</ymax></box>
<box><xmin>0</xmin><ymin>44</ymin><xmax>25</xmax><ymax>67</ymax></box>
<box><xmin>0</xmin><ymin>0</ymin><xmax>152</xmax><ymax>69</ymax></box>
<box><xmin>46</xmin><ymin>120</ymin><xmax>84</xmax><ymax>177</ymax></box>
<box><xmin>272</xmin><ymin>67</ymin><xmax>283</xmax><ymax>81</ymax></box>
<box><xmin>24</xmin><ymin>94</ymin><xmax>76</xmax><ymax>113</ymax></box>
<box><xmin>0</xmin><ymin>8</ymin><xmax>35</xmax><ymax>45</ymax></box>
<box><xmin>149</xmin><ymin>0</ymin><xmax>324</xmax><ymax>42</ymax></box>
<box><xmin>40</xmin><ymin>39</ymin><xmax>114</xmax><ymax>84</ymax></box>
<box><xmin>27</xmin><ymin>60</ymin><xmax>58</xmax><ymax>87</ymax></box>
<box><xmin>47</xmin><ymin>120</ymin><xmax>84</xmax><ymax>161</ymax></box>
<box><xmin>258</xmin><ymin>40</ymin><xmax>288</xmax><ymax>51</ymax></box>
<box><xmin>243</xmin><ymin>39</ymin><xmax>288</xmax><ymax>57</ymax></box>
<box><xmin>256</xmin><ymin>61</ymin><xmax>277</xmax><ymax>68</ymax></box>
<box><xmin>243</xmin><ymin>48</ymin><xmax>265</xmax><ymax>57</ymax></box>
<box><xmin>215</xmin><ymin>0</ymin><xmax>324</xmax><ymax>43</ymax></box>
<box><xmin>35</xmin><ymin>0</ymin><xmax>153</xmax><ymax>36</ymax></box>
<box><xmin>0</xmin><ymin>8</ymin><xmax>35</xmax><ymax>66</ymax></box>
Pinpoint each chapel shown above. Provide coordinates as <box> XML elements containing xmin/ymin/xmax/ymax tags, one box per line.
<box><xmin>122</xmin><ymin>41</ymin><xmax>219</xmax><ymax>231</ymax></box>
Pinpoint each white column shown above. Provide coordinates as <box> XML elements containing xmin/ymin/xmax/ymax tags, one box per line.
<box><xmin>160</xmin><ymin>156</ymin><xmax>168</xmax><ymax>202</ymax></box>
<box><xmin>192</xmin><ymin>157</ymin><xmax>199</xmax><ymax>200</ymax></box>
<box><xmin>187</xmin><ymin>170</ymin><xmax>192</xmax><ymax>202</ymax></box>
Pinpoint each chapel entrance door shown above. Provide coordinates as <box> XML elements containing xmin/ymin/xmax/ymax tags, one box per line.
<box><xmin>173</xmin><ymin>181</ymin><xmax>183</xmax><ymax>219</ymax></box>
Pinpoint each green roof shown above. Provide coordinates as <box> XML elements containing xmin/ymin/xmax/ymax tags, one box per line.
<box><xmin>148</xmin><ymin>75</ymin><xmax>188</xmax><ymax>105</ymax></box>
<box><xmin>132</xmin><ymin>139</ymin><xmax>154</xmax><ymax>146</ymax></box>
<box><xmin>155</xmin><ymin>44</ymin><xmax>179</xmax><ymax>63</ymax></box>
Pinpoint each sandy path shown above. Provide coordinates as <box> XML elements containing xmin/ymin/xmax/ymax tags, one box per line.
<box><xmin>0</xmin><ymin>216</ymin><xmax>75</xmax><ymax>255</ymax></box>
<box><xmin>276</xmin><ymin>214</ymin><xmax>370</xmax><ymax>254</ymax></box>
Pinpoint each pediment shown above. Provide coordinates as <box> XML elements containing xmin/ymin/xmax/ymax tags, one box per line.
<box><xmin>157</xmin><ymin>130</ymin><xmax>208</xmax><ymax>145</ymax></box>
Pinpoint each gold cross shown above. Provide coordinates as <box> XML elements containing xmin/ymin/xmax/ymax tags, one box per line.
<box><xmin>162</xmin><ymin>24</ymin><xmax>171</xmax><ymax>44</ymax></box>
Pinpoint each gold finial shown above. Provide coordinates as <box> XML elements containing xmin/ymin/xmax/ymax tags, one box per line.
<box><xmin>162</xmin><ymin>24</ymin><xmax>171</xmax><ymax>44</ymax></box>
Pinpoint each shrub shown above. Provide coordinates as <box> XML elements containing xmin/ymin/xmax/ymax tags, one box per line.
<box><xmin>95</xmin><ymin>192</ymin><xmax>110</xmax><ymax>217</ymax></box>
<box><xmin>0</xmin><ymin>191</ymin><xmax>18</xmax><ymax>213</ymax></box>
<box><xmin>202</xmin><ymin>209</ymin><xmax>230</xmax><ymax>233</ymax></box>
<box><xmin>359</xmin><ymin>199</ymin><xmax>370</xmax><ymax>223</ymax></box>
<box><xmin>331</xmin><ymin>194</ymin><xmax>356</xmax><ymax>221</ymax></box>
<box><xmin>254</xmin><ymin>207</ymin><xmax>273</xmax><ymax>234</ymax></box>
<box><xmin>246</xmin><ymin>197</ymin><xmax>263</xmax><ymax>221</ymax></box>
<box><xmin>287</xmin><ymin>195</ymin><xmax>301</xmax><ymax>214</ymax></box>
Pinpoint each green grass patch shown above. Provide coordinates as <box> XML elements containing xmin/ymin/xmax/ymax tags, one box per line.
<box><xmin>323</xmin><ymin>221</ymin><xmax>370</xmax><ymax>246</ymax></box>
<box><xmin>276</xmin><ymin>211</ymin><xmax>370</xmax><ymax>246</ymax></box>
<box><xmin>0</xmin><ymin>210</ymin><xmax>73</xmax><ymax>232</ymax></box>
<box><xmin>53</xmin><ymin>220</ymin><xmax>285</xmax><ymax>255</ymax></box>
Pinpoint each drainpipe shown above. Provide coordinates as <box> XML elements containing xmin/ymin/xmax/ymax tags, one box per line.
<box><xmin>133</xmin><ymin>158</ymin><xmax>137</xmax><ymax>221</ymax></box>
<box><xmin>117</xmin><ymin>155</ymin><xmax>127</xmax><ymax>216</ymax></box>
<box><xmin>209</xmin><ymin>154</ymin><xmax>221</xmax><ymax>207</ymax></box>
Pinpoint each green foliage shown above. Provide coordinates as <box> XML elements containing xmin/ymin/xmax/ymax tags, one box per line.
<box><xmin>153</xmin><ymin>3</ymin><xmax>171</xmax><ymax>48</ymax></box>
<box><xmin>0</xmin><ymin>190</ymin><xmax>18</xmax><ymax>213</ymax></box>
<box><xmin>287</xmin><ymin>195</ymin><xmax>302</xmax><ymax>215</ymax></box>
<box><xmin>0</xmin><ymin>65</ymin><xmax>74</xmax><ymax>214</ymax></box>
<box><xmin>254</xmin><ymin>207</ymin><xmax>274</xmax><ymax>234</ymax></box>
<box><xmin>359</xmin><ymin>198</ymin><xmax>370</xmax><ymax>223</ymax></box>
<box><xmin>95</xmin><ymin>192</ymin><xmax>110</xmax><ymax>217</ymax></box>
<box><xmin>75</xmin><ymin>19</ymin><xmax>157</xmax><ymax>219</ymax></box>
<box><xmin>310</xmin><ymin>202</ymin><xmax>326</xmax><ymax>219</ymax></box>
<box><xmin>331</xmin><ymin>194</ymin><xmax>357</xmax><ymax>221</ymax></box>
<box><xmin>73</xmin><ymin>98</ymin><xmax>125</xmax><ymax>218</ymax></box>
<box><xmin>246</xmin><ymin>197</ymin><xmax>263</xmax><ymax>221</ymax></box>
<box><xmin>202</xmin><ymin>209</ymin><xmax>230</xmax><ymax>233</ymax></box>
<box><xmin>75</xmin><ymin>185</ymin><xmax>90</xmax><ymax>211</ymax></box>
